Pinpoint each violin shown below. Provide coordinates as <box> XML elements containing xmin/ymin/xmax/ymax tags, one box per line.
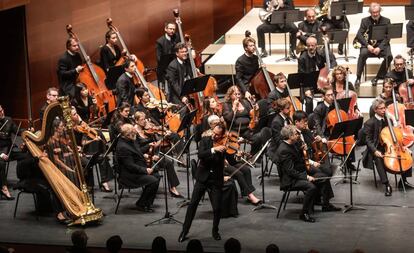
<box><xmin>74</xmin><ymin>121</ymin><xmax>100</xmax><ymax>141</ymax></box>
<box><xmin>301</xmin><ymin>142</ymin><xmax>311</xmax><ymax>172</ymax></box>
<box><xmin>380</xmin><ymin>112</ymin><xmax>413</xmax><ymax>174</ymax></box>
<box><xmin>214</xmin><ymin>130</ymin><xmax>240</xmax><ymax>155</ymax></box>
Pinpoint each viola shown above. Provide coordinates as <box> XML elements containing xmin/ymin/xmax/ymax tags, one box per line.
<box><xmin>380</xmin><ymin>112</ymin><xmax>413</xmax><ymax>174</ymax></box>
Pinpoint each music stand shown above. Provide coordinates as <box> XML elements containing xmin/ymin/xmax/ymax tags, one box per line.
<box><xmin>288</xmin><ymin>71</ymin><xmax>319</xmax><ymax>103</ymax></box>
<box><xmin>329</xmin><ymin>118</ymin><xmax>364</xmax><ymax>213</ymax></box>
<box><xmin>316</xmin><ymin>30</ymin><xmax>348</xmax><ymax>55</ymax></box>
<box><xmin>270</xmin><ymin>9</ymin><xmax>302</xmax><ymax>62</ymax></box>
<box><xmin>84</xmin><ymin>152</ymin><xmax>101</xmax><ymax>203</ymax></box>
<box><xmin>371</xmin><ymin>23</ymin><xmax>403</xmax><ymax>72</ymax></box>
<box><xmin>405</xmin><ymin>6</ymin><xmax>414</xmax><ymax>48</ymax></box>
<box><xmin>405</xmin><ymin>109</ymin><xmax>414</xmax><ymax>127</ymax></box>
<box><xmin>105</xmin><ymin>65</ymin><xmax>124</xmax><ymax>90</ymax></box>
<box><xmin>330</xmin><ymin>0</ymin><xmax>363</xmax><ymax>61</ymax></box>
<box><xmin>335</xmin><ymin>97</ymin><xmax>352</xmax><ymax>113</ymax></box>
<box><xmin>180</xmin><ymin>75</ymin><xmax>210</xmax><ymax>97</ymax></box>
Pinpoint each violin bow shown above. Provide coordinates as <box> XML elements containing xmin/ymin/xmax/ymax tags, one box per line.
<box><xmin>7</xmin><ymin>122</ymin><xmax>22</xmax><ymax>158</ymax></box>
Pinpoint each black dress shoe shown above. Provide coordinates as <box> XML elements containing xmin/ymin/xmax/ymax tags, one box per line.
<box><xmin>385</xmin><ymin>184</ymin><xmax>392</xmax><ymax>197</ymax></box>
<box><xmin>260</xmin><ymin>50</ymin><xmax>268</xmax><ymax>58</ymax></box>
<box><xmin>354</xmin><ymin>79</ymin><xmax>361</xmax><ymax>89</ymax></box>
<box><xmin>299</xmin><ymin>213</ymin><xmax>315</xmax><ymax>223</ymax></box>
<box><xmin>398</xmin><ymin>179</ymin><xmax>414</xmax><ymax>189</ymax></box>
<box><xmin>371</xmin><ymin>78</ymin><xmax>378</xmax><ymax>86</ymax></box>
<box><xmin>289</xmin><ymin>49</ymin><xmax>297</xmax><ymax>59</ymax></box>
<box><xmin>212</xmin><ymin>231</ymin><xmax>221</xmax><ymax>241</ymax></box>
<box><xmin>136</xmin><ymin>205</ymin><xmax>154</xmax><ymax>213</ymax></box>
<box><xmin>178</xmin><ymin>231</ymin><xmax>188</xmax><ymax>243</ymax></box>
<box><xmin>322</xmin><ymin>203</ymin><xmax>342</xmax><ymax>212</ymax></box>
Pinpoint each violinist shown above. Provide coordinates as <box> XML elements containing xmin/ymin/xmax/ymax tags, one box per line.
<box><xmin>115</xmin><ymin>59</ymin><xmax>138</xmax><ymax>107</ymax></box>
<box><xmin>385</xmin><ymin>55</ymin><xmax>414</xmax><ymax>90</ymax></box>
<box><xmin>222</xmin><ymin>86</ymin><xmax>271</xmax><ymax>156</ymax></box>
<box><xmin>57</xmin><ymin>37</ymin><xmax>83</xmax><ymax>98</ymax></box>
<box><xmin>71</xmin><ymin>107</ymin><xmax>113</xmax><ymax>192</ymax></box>
<box><xmin>298</xmin><ymin>36</ymin><xmax>337</xmax><ymax>74</ymax></box>
<box><xmin>156</xmin><ymin>22</ymin><xmax>180</xmax><ymax>88</ymax></box>
<box><xmin>235</xmin><ymin>37</ymin><xmax>259</xmax><ymax>102</ymax></box>
<box><xmin>362</xmin><ymin>98</ymin><xmax>414</xmax><ymax>196</ymax></box>
<box><xmin>135</xmin><ymin>88</ymin><xmax>163</xmax><ymax>126</ymax></box>
<box><xmin>165</xmin><ymin>42</ymin><xmax>193</xmax><ymax>106</ymax></box>
<box><xmin>109</xmin><ymin>102</ymin><xmax>133</xmax><ymax>140</ymax></box>
<box><xmin>179</xmin><ymin>123</ymin><xmax>227</xmax><ymax>243</ymax></box>
<box><xmin>71</xmin><ymin>83</ymin><xmax>98</xmax><ymax>123</ymax></box>
<box><xmin>198</xmin><ymin>97</ymin><xmax>224</xmax><ymax>139</ymax></box>
<box><xmin>267</xmin><ymin>98</ymin><xmax>292</xmax><ymax>163</ymax></box>
<box><xmin>39</xmin><ymin>87</ymin><xmax>59</xmax><ymax>125</ymax></box>
<box><xmin>275</xmin><ymin>125</ymin><xmax>340</xmax><ymax>223</ymax></box>
<box><xmin>100</xmin><ymin>30</ymin><xmax>122</xmax><ymax>75</ymax></box>
<box><xmin>133</xmin><ymin>111</ymin><xmax>183</xmax><ymax>198</ymax></box>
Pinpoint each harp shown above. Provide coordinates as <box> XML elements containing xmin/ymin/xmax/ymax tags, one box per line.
<box><xmin>21</xmin><ymin>97</ymin><xmax>103</xmax><ymax>225</ymax></box>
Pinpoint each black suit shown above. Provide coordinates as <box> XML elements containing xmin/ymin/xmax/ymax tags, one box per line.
<box><xmin>355</xmin><ymin>16</ymin><xmax>393</xmax><ymax>79</ymax></box>
<box><xmin>165</xmin><ymin>58</ymin><xmax>193</xmax><ymax>104</ymax></box>
<box><xmin>115</xmin><ymin>73</ymin><xmax>136</xmax><ymax>107</ymax></box>
<box><xmin>297</xmin><ymin>20</ymin><xmax>321</xmax><ymax>44</ymax></box>
<box><xmin>310</xmin><ymin>102</ymin><xmax>331</xmax><ymax>138</ymax></box>
<box><xmin>267</xmin><ymin>113</ymin><xmax>291</xmax><ymax>162</ymax></box>
<box><xmin>182</xmin><ymin>136</ymin><xmax>224</xmax><ymax>235</ymax></box>
<box><xmin>116</xmin><ymin>137</ymin><xmax>160</xmax><ymax>208</ymax></box>
<box><xmin>298</xmin><ymin>50</ymin><xmax>337</xmax><ymax>74</ymax></box>
<box><xmin>156</xmin><ymin>34</ymin><xmax>180</xmax><ymax>85</ymax></box>
<box><xmin>57</xmin><ymin>51</ymin><xmax>82</xmax><ymax>98</ymax></box>
<box><xmin>256</xmin><ymin>0</ymin><xmax>298</xmax><ymax>51</ymax></box>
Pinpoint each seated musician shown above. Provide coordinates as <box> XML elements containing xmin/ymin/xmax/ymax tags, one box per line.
<box><xmin>203</xmin><ymin>115</ymin><xmax>262</xmax><ymax>206</ymax></box>
<box><xmin>71</xmin><ymin>83</ymin><xmax>99</xmax><ymax>123</ymax></box>
<box><xmin>109</xmin><ymin>102</ymin><xmax>133</xmax><ymax>140</ymax></box>
<box><xmin>165</xmin><ymin>42</ymin><xmax>194</xmax><ymax>106</ymax></box>
<box><xmin>369</xmin><ymin>78</ymin><xmax>401</xmax><ymax>118</ymax></box>
<box><xmin>267</xmin><ymin>98</ymin><xmax>292</xmax><ymax>163</ymax></box>
<box><xmin>235</xmin><ymin>37</ymin><xmax>259</xmax><ymax>102</ymax></box>
<box><xmin>100</xmin><ymin>30</ymin><xmax>122</xmax><ymax>75</ymax></box>
<box><xmin>296</xmin><ymin>8</ymin><xmax>321</xmax><ymax>55</ymax></box>
<box><xmin>71</xmin><ymin>106</ymin><xmax>113</xmax><ymax>192</ymax></box>
<box><xmin>363</xmin><ymin>98</ymin><xmax>414</xmax><ymax>196</ymax></box>
<box><xmin>133</xmin><ymin>111</ymin><xmax>183</xmax><ymax>198</ymax></box>
<box><xmin>222</xmin><ymin>86</ymin><xmax>271</xmax><ymax>156</ymax></box>
<box><xmin>385</xmin><ymin>55</ymin><xmax>414</xmax><ymax>92</ymax></box>
<box><xmin>57</xmin><ymin>37</ymin><xmax>83</xmax><ymax>98</ymax></box>
<box><xmin>116</xmin><ymin>123</ymin><xmax>160</xmax><ymax>212</ymax></box>
<box><xmin>310</xmin><ymin>86</ymin><xmax>356</xmax><ymax>171</ymax></box>
<box><xmin>40</xmin><ymin>87</ymin><xmax>59</xmax><ymax>125</ymax></box>
<box><xmin>354</xmin><ymin>3</ymin><xmax>393</xmax><ymax>87</ymax></box>
<box><xmin>275</xmin><ymin>125</ymin><xmax>340</xmax><ymax>222</ymax></box>
<box><xmin>115</xmin><ymin>59</ymin><xmax>138</xmax><ymax>108</ymax></box>
<box><xmin>0</xmin><ymin>105</ymin><xmax>28</xmax><ymax>200</ymax></box>
<box><xmin>298</xmin><ymin>36</ymin><xmax>337</xmax><ymax>74</ymax></box>
<box><xmin>408</xmin><ymin>20</ymin><xmax>414</xmax><ymax>54</ymax></box>
<box><xmin>331</xmin><ymin>65</ymin><xmax>362</xmax><ymax>119</ymax></box>
<box><xmin>256</xmin><ymin>0</ymin><xmax>298</xmax><ymax>58</ymax></box>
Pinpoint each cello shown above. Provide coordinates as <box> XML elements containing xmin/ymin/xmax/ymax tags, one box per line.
<box><xmin>66</xmin><ymin>25</ymin><xmax>116</xmax><ymax>116</ymax></box>
<box><xmin>285</xmin><ymin>76</ymin><xmax>302</xmax><ymax>118</ymax></box>
<box><xmin>245</xmin><ymin>30</ymin><xmax>276</xmax><ymax>99</ymax></box>
<box><xmin>317</xmin><ymin>34</ymin><xmax>331</xmax><ymax>89</ymax></box>
<box><xmin>335</xmin><ymin>67</ymin><xmax>359</xmax><ymax>119</ymax></box>
<box><xmin>326</xmin><ymin>94</ymin><xmax>355</xmax><ymax>155</ymax></box>
<box><xmin>397</xmin><ymin>61</ymin><xmax>414</xmax><ymax>109</ymax></box>
<box><xmin>386</xmin><ymin>87</ymin><xmax>414</xmax><ymax>147</ymax></box>
<box><xmin>380</xmin><ymin>112</ymin><xmax>413</xmax><ymax>174</ymax></box>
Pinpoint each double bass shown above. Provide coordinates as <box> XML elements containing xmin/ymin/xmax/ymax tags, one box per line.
<box><xmin>317</xmin><ymin>34</ymin><xmax>331</xmax><ymax>89</ymax></box>
<box><xmin>380</xmin><ymin>112</ymin><xmax>413</xmax><ymax>174</ymax></box>
<box><xmin>66</xmin><ymin>25</ymin><xmax>116</xmax><ymax>116</ymax></box>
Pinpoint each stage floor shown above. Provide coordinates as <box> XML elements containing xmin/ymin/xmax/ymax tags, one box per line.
<box><xmin>1</xmin><ymin>147</ymin><xmax>414</xmax><ymax>253</ymax></box>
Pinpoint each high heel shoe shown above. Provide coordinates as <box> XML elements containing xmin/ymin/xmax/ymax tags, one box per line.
<box><xmin>169</xmin><ymin>190</ymin><xmax>184</xmax><ymax>198</ymax></box>
<box><xmin>100</xmin><ymin>184</ymin><xmax>113</xmax><ymax>193</ymax></box>
<box><xmin>1</xmin><ymin>191</ymin><xmax>15</xmax><ymax>201</ymax></box>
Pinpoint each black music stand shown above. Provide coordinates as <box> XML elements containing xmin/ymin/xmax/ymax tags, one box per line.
<box><xmin>317</xmin><ymin>30</ymin><xmax>348</xmax><ymax>56</ymax></box>
<box><xmin>84</xmin><ymin>152</ymin><xmax>101</xmax><ymax>204</ymax></box>
<box><xmin>288</xmin><ymin>71</ymin><xmax>319</xmax><ymax>104</ymax></box>
<box><xmin>371</xmin><ymin>23</ymin><xmax>403</xmax><ymax>72</ymax></box>
<box><xmin>405</xmin><ymin>109</ymin><xmax>414</xmax><ymax>127</ymax></box>
<box><xmin>180</xmin><ymin>75</ymin><xmax>210</xmax><ymax>97</ymax></box>
<box><xmin>330</xmin><ymin>0</ymin><xmax>363</xmax><ymax>61</ymax></box>
<box><xmin>329</xmin><ymin>118</ymin><xmax>364</xmax><ymax>213</ymax></box>
<box><xmin>105</xmin><ymin>65</ymin><xmax>124</xmax><ymax>90</ymax></box>
<box><xmin>176</xmin><ymin>110</ymin><xmax>197</xmax><ymax>208</ymax></box>
<box><xmin>335</xmin><ymin>97</ymin><xmax>352</xmax><ymax>113</ymax></box>
<box><xmin>270</xmin><ymin>9</ymin><xmax>302</xmax><ymax>62</ymax></box>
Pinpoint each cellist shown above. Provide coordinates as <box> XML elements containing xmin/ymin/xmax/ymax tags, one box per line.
<box><xmin>385</xmin><ymin>55</ymin><xmax>414</xmax><ymax>90</ymax></box>
<box><xmin>235</xmin><ymin>37</ymin><xmax>259</xmax><ymax>102</ymax></box>
<box><xmin>57</xmin><ymin>38</ymin><xmax>83</xmax><ymax>98</ymax></box>
<box><xmin>362</xmin><ymin>98</ymin><xmax>414</xmax><ymax>196</ymax></box>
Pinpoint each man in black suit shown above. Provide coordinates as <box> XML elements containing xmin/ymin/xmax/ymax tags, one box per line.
<box><xmin>178</xmin><ymin>123</ymin><xmax>226</xmax><ymax>242</ymax></box>
<box><xmin>267</xmin><ymin>98</ymin><xmax>292</xmax><ymax>163</ymax></box>
<box><xmin>385</xmin><ymin>55</ymin><xmax>414</xmax><ymax>90</ymax></box>
<box><xmin>296</xmin><ymin>8</ymin><xmax>321</xmax><ymax>54</ymax></box>
<box><xmin>165</xmin><ymin>42</ymin><xmax>193</xmax><ymax>105</ymax></box>
<box><xmin>57</xmin><ymin>38</ymin><xmax>83</xmax><ymax>98</ymax></box>
<box><xmin>156</xmin><ymin>22</ymin><xmax>180</xmax><ymax>89</ymax></box>
<box><xmin>276</xmin><ymin>125</ymin><xmax>340</xmax><ymax>222</ymax></box>
<box><xmin>115</xmin><ymin>59</ymin><xmax>137</xmax><ymax>107</ymax></box>
<box><xmin>354</xmin><ymin>3</ymin><xmax>393</xmax><ymax>87</ymax></box>
<box><xmin>256</xmin><ymin>0</ymin><xmax>298</xmax><ymax>58</ymax></box>
<box><xmin>298</xmin><ymin>36</ymin><xmax>337</xmax><ymax>74</ymax></box>
<box><xmin>116</xmin><ymin>123</ymin><xmax>160</xmax><ymax>212</ymax></box>
<box><xmin>362</xmin><ymin>98</ymin><xmax>413</xmax><ymax>196</ymax></box>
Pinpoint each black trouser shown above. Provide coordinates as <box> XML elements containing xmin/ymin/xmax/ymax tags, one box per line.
<box><xmin>136</xmin><ymin>175</ymin><xmax>160</xmax><ymax>208</ymax></box>
<box><xmin>225</xmin><ymin>163</ymin><xmax>255</xmax><ymax>196</ymax></box>
<box><xmin>182</xmin><ymin>178</ymin><xmax>222</xmax><ymax>234</ymax></box>
<box><xmin>0</xmin><ymin>150</ymin><xmax>29</xmax><ymax>187</ymax></box>
<box><xmin>374</xmin><ymin>156</ymin><xmax>412</xmax><ymax>185</ymax></box>
<box><xmin>158</xmin><ymin>159</ymin><xmax>179</xmax><ymax>188</ymax></box>
<box><xmin>407</xmin><ymin>21</ymin><xmax>414</xmax><ymax>48</ymax></box>
<box><xmin>256</xmin><ymin>22</ymin><xmax>298</xmax><ymax>51</ymax></box>
<box><xmin>356</xmin><ymin>47</ymin><xmax>393</xmax><ymax>80</ymax></box>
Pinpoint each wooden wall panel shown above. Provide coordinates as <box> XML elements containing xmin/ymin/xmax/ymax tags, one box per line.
<box><xmin>20</xmin><ymin>0</ymin><xmax>243</xmax><ymax>121</ymax></box>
